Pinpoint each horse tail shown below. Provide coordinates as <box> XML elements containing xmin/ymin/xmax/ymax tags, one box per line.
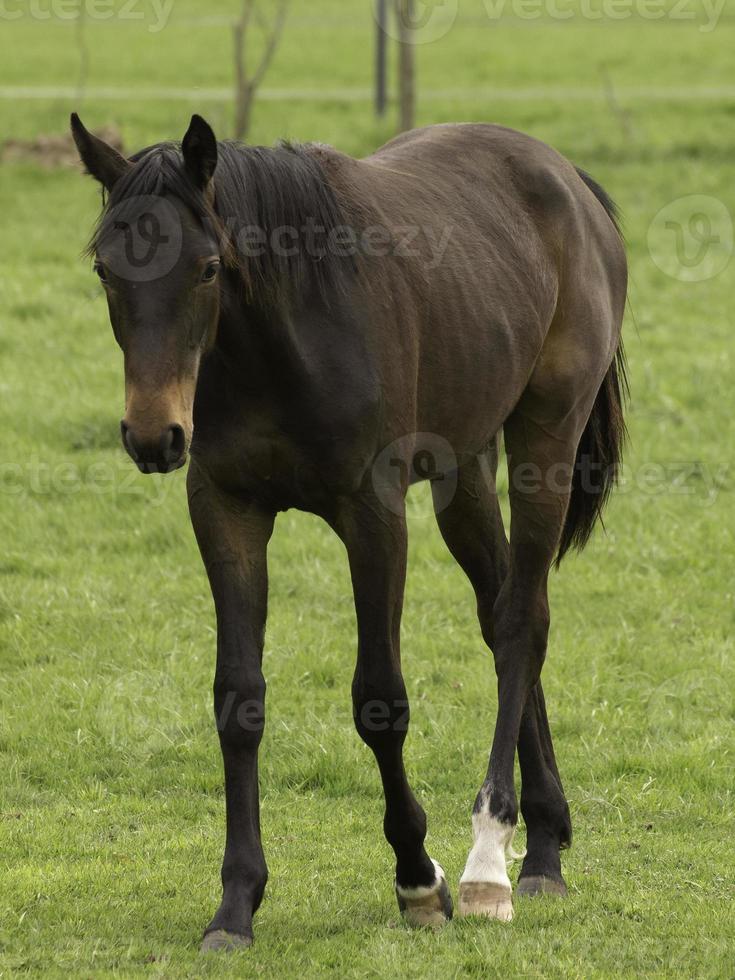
<box><xmin>556</xmin><ymin>169</ymin><xmax>628</xmax><ymax>565</ymax></box>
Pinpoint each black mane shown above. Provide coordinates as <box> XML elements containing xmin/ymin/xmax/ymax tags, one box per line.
<box><xmin>87</xmin><ymin>139</ymin><xmax>354</xmax><ymax>308</ymax></box>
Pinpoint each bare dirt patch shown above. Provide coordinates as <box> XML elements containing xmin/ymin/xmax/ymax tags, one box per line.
<box><xmin>0</xmin><ymin>126</ymin><xmax>124</xmax><ymax>169</ymax></box>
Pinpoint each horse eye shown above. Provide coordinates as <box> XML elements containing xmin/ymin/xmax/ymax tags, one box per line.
<box><xmin>94</xmin><ymin>261</ymin><xmax>108</xmax><ymax>283</ymax></box>
<box><xmin>202</xmin><ymin>261</ymin><xmax>220</xmax><ymax>283</ymax></box>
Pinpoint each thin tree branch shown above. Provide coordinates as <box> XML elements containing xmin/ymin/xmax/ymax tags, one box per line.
<box><xmin>251</xmin><ymin>0</ymin><xmax>289</xmax><ymax>90</ymax></box>
<box><xmin>232</xmin><ymin>0</ymin><xmax>289</xmax><ymax>141</ymax></box>
<box><xmin>75</xmin><ymin>4</ymin><xmax>90</xmax><ymax>105</ymax></box>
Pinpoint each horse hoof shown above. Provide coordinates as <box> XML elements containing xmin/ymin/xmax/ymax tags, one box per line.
<box><xmin>457</xmin><ymin>881</ymin><xmax>513</xmax><ymax>921</ymax></box>
<box><xmin>200</xmin><ymin>929</ymin><xmax>253</xmax><ymax>953</ymax></box>
<box><xmin>517</xmin><ymin>874</ymin><xmax>567</xmax><ymax>898</ymax></box>
<box><xmin>396</xmin><ymin>863</ymin><xmax>454</xmax><ymax>929</ymax></box>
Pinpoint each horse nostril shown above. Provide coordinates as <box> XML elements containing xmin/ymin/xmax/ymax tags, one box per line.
<box><xmin>162</xmin><ymin>424</ymin><xmax>186</xmax><ymax>463</ymax></box>
<box><xmin>120</xmin><ymin>421</ymin><xmax>139</xmax><ymax>461</ymax></box>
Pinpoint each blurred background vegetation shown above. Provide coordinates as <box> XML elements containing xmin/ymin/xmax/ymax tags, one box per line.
<box><xmin>1</xmin><ymin>2</ymin><xmax>733</xmax><ymax>976</ymax></box>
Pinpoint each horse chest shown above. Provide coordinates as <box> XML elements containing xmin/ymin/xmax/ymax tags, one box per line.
<box><xmin>193</xmin><ymin>409</ymin><xmax>368</xmax><ymax>513</ymax></box>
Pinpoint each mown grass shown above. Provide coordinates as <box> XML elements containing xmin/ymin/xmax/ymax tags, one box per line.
<box><xmin>1</xmin><ymin>2</ymin><xmax>734</xmax><ymax>977</ymax></box>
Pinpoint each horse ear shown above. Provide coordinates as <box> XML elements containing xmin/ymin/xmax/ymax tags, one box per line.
<box><xmin>182</xmin><ymin>114</ymin><xmax>218</xmax><ymax>190</ymax></box>
<box><xmin>70</xmin><ymin>113</ymin><xmax>130</xmax><ymax>192</ymax></box>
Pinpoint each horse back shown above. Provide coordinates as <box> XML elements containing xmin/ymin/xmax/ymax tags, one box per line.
<box><xmin>317</xmin><ymin>123</ymin><xmax>624</xmax><ymax>456</ymax></box>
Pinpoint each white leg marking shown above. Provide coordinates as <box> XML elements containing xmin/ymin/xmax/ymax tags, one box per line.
<box><xmin>460</xmin><ymin>814</ymin><xmax>516</xmax><ymax>887</ymax></box>
<box><xmin>396</xmin><ymin>859</ymin><xmax>445</xmax><ymax>899</ymax></box>
<box><xmin>458</xmin><ymin>814</ymin><xmax>519</xmax><ymax>921</ymax></box>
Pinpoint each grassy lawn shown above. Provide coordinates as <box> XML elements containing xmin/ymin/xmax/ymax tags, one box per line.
<box><xmin>1</xmin><ymin>2</ymin><xmax>734</xmax><ymax>976</ymax></box>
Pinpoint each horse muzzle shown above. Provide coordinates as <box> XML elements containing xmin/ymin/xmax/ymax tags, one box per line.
<box><xmin>120</xmin><ymin>420</ymin><xmax>188</xmax><ymax>474</ymax></box>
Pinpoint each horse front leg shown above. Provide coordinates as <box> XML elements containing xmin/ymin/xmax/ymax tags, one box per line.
<box><xmin>188</xmin><ymin>461</ymin><xmax>275</xmax><ymax>952</ymax></box>
<box><xmin>336</xmin><ymin>492</ymin><xmax>453</xmax><ymax>929</ymax></box>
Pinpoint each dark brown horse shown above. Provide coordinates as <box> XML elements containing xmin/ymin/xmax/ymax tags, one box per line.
<box><xmin>72</xmin><ymin>113</ymin><xmax>627</xmax><ymax>950</ymax></box>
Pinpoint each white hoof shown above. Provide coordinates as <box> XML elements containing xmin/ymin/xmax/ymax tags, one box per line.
<box><xmin>458</xmin><ymin>881</ymin><xmax>513</xmax><ymax>921</ymax></box>
<box><xmin>457</xmin><ymin>814</ymin><xmax>520</xmax><ymax>922</ymax></box>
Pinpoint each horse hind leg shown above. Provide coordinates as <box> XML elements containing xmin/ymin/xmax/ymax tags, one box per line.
<box><xmin>516</xmin><ymin>682</ymin><xmax>572</xmax><ymax>897</ymax></box>
<box><xmin>432</xmin><ymin>446</ymin><xmax>517</xmax><ymax>920</ymax></box>
<box><xmin>433</xmin><ymin>440</ymin><xmax>574</xmax><ymax>916</ymax></box>
<box><xmin>432</xmin><ymin>440</ymin><xmax>508</xmax><ymax>651</ymax></box>
<box><xmin>454</xmin><ymin>412</ymin><xmax>576</xmax><ymax>920</ymax></box>
<box><xmin>460</xmin><ymin>674</ymin><xmax>573</xmax><ymax>915</ymax></box>
<box><xmin>453</xmin><ymin>324</ymin><xmax>616</xmax><ymax>918</ymax></box>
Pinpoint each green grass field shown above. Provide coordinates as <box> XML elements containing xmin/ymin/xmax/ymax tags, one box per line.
<box><xmin>1</xmin><ymin>2</ymin><xmax>734</xmax><ymax>976</ymax></box>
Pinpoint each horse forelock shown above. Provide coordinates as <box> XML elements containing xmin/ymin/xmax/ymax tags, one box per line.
<box><xmin>86</xmin><ymin>138</ymin><xmax>355</xmax><ymax>310</ymax></box>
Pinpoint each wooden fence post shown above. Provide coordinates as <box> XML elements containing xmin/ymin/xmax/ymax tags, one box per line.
<box><xmin>375</xmin><ymin>0</ymin><xmax>388</xmax><ymax>117</ymax></box>
<box><xmin>397</xmin><ymin>0</ymin><xmax>415</xmax><ymax>132</ymax></box>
